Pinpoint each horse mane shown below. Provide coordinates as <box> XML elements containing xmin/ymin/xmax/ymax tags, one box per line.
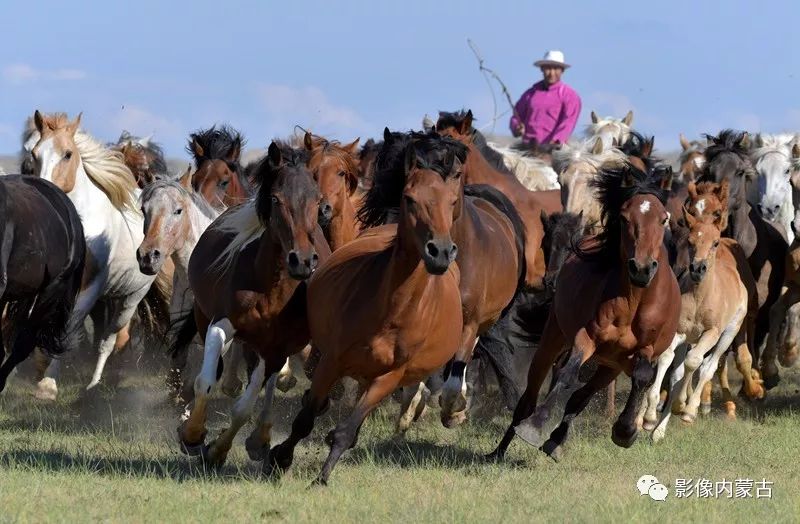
<box><xmin>751</xmin><ymin>133</ymin><xmax>795</xmax><ymax>163</ymax></box>
<box><xmin>308</xmin><ymin>135</ymin><xmax>360</xmax><ymax>191</ymax></box>
<box><xmin>584</xmin><ymin>116</ymin><xmax>632</xmax><ymax>141</ymax></box>
<box><xmin>357</xmin><ymin>130</ymin><xmax>467</xmax><ymax>229</ymax></box>
<box><xmin>115</xmin><ymin>131</ymin><xmax>168</xmax><ymax>175</ymax></box>
<box><xmin>359</xmin><ymin>138</ymin><xmax>380</xmax><ymax>160</ymax></box>
<box><xmin>73</xmin><ymin>130</ymin><xmax>139</xmax><ymax>212</ymax></box>
<box><xmin>187</xmin><ymin>125</ymin><xmax>245</xmax><ymax>168</ymax></box>
<box><xmin>436</xmin><ymin>109</ymin><xmax>512</xmax><ymax>175</ymax></box>
<box><xmin>210</xmin><ymin>143</ymin><xmax>308</xmax><ymax>272</ymax></box>
<box><xmin>572</xmin><ymin>162</ymin><xmax>666</xmax><ymax>265</ymax></box>
<box><xmin>621</xmin><ymin>131</ymin><xmax>665</xmax><ymax>175</ymax></box>
<box><xmin>551</xmin><ymin>139</ymin><xmax>627</xmax><ymax>174</ymax></box>
<box><xmin>140</xmin><ymin>174</ymin><xmax>218</xmax><ymax>223</ymax></box>
<box><xmin>704</xmin><ymin>130</ymin><xmax>750</xmax><ymax>163</ymax></box>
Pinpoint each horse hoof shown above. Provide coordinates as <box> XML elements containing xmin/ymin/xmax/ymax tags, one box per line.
<box><xmin>611</xmin><ymin>423</ymin><xmax>638</xmax><ymax>448</ymax></box>
<box><xmin>641</xmin><ymin>420</ymin><xmax>657</xmax><ymax>432</ymax></box>
<box><xmin>514</xmin><ymin>419</ymin><xmax>547</xmax><ymax>448</ymax></box>
<box><xmin>200</xmin><ymin>441</ymin><xmax>228</xmax><ymax>469</ymax></box>
<box><xmin>440</xmin><ymin>410</ymin><xmax>467</xmax><ymax>429</ymax></box>
<box><xmin>680</xmin><ymin>412</ymin><xmax>696</xmax><ymax>424</ymax></box>
<box><xmin>763</xmin><ymin>374</ymin><xmax>780</xmax><ymax>391</ymax></box>
<box><xmin>308</xmin><ymin>476</ymin><xmax>328</xmax><ymax>489</ymax></box>
<box><xmin>700</xmin><ymin>402</ymin><xmax>711</xmax><ymax>416</ymax></box>
<box><xmin>540</xmin><ymin>440</ymin><xmax>563</xmax><ymax>462</ymax></box>
<box><xmin>245</xmin><ymin>435</ymin><xmax>270</xmax><ymax>462</ymax></box>
<box><xmin>276</xmin><ymin>374</ymin><xmax>297</xmax><ymax>393</ymax></box>
<box><xmin>484</xmin><ymin>449</ymin><xmax>505</xmax><ymax>463</ymax></box>
<box><xmin>263</xmin><ymin>446</ymin><xmax>293</xmax><ymax>479</ymax></box>
<box><xmin>34</xmin><ymin>378</ymin><xmax>58</xmax><ymax>401</ymax></box>
<box><xmin>177</xmin><ymin>428</ymin><xmax>207</xmax><ymax>456</ymax></box>
<box><xmin>220</xmin><ymin>379</ymin><xmax>243</xmax><ymax>398</ymax></box>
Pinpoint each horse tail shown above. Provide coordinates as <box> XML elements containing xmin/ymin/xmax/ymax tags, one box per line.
<box><xmin>169</xmin><ymin>308</ymin><xmax>197</xmax><ymax>359</ymax></box>
<box><xmin>463</xmin><ymin>184</ymin><xmax>527</xmax><ymax>285</ymax></box>
<box><xmin>137</xmin><ymin>269</ymin><xmax>172</xmax><ymax>342</ymax></box>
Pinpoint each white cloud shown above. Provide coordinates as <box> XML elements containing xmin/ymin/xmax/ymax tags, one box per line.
<box><xmin>255</xmin><ymin>84</ymin><xmax>368</xmax><ymax>135</ymax></box>
<box><xmin>2</xmin><ymin>63</ymin><xmax>86</xmax><ymax>84</ymax></box>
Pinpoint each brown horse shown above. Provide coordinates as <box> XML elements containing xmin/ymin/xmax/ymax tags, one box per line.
<box><xmin>302</xmin><ymin>132</ymin><xmax>361</xmax><ymax>251</ymax></box>
<box><xmin>187</xmin><ymin>125</ymin><xmax>251</xmax><ymax>210</ymax></box>
<box><xmin>111</xmin><ymin>131</ymin><xmax>167</xmax><ymax>188</ymax></box>
<box><xmin>358</xmin><ymin>129</ymin><xmax>524</xmax><ymax>428</ymax></box>
<box><xmin>489</xmin><ymin>163</ymin><xmax>680</xmax><ymax>461</ymax></box>
<box><xmin>265</xmin><ymin>138</ymin><xmax>464</xmax><ymax>486</ymax></box>
<box><xmin>678</xmin><ymin>134</ymin><xmax>707</xmax><ymax>182</ymax></box>
<box><xmin>174</xmin><ymin>141</ymin><xmax>330</xmax><ymax>466</ymax></box>
<box><xmin>436</xmin><ymin>110</ymin><xmax>558</xmax><ymax>290</ymax></box>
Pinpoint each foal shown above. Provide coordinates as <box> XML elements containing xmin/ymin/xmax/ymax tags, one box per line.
<box><xmin>266</xmin><ymin>140</ymin><xmax>464</xmax><ymax>485</ymax></box>
<box><xmin>489</xmin><ymin>163</ymin><xmax>680</xmax><ymax>461</ymax></box>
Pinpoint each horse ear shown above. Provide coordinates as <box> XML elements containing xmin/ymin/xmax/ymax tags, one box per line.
<box><xmin>679</xmin><ymin>133</ymin><xmax>690</xmax><ymax>151</ymax></box>
<box><xmin>591</xmin><ymin>137</ymin><xmax>603</xmax><ymax>155</ymax></box>
<box><xmin>682</xmin><ymin>205</ymin><xmax>697</xmax><ymax>228</ymax></box>
<box><xmin>404</xmin><ymin>144</ymin><xmax>417</xmax><ymax>175</ymax></box>
<box><xmin>139</xmin><ymin>134</ymin><xmax>153</xmax><ymax>148</ymax></box>
<box><xmin>422</xmin><ymin>114</ymin><xmax>435</xmax><ymax>132</ymax></box>
<box><xmin>383</xmin><ymin>127</ymin><xmax>392</xmax><ymax>142</ymax></box>
<box><xmin>590</xmin><ymin>111</ymin><xmax>599</xmax><ymax>124</ymax></box>
<box><xmin>641</xmin><ymin>137</ymin><xmax>654</xmax><ymax>158</ymax></box>
<box><xmin>792</xmin><ymin>143</ymin><xmax>800</xmax><ymax>159</ymax></box>
<box><xmin>303</xmin><ymin>132</ymin><xmax>314</xmax><ymax>151</ymax></box>
<box><xmin>226</xmin><ymin>137</ymin><xmax>242</xmax><ymax>162</ymax></box>
<box><xmin>660</xmin><ymin>166</ymin><xmax>674</xmax><ymax>191</ymax></box>
<box><xmin>267</xmin><ymin>141</ymin><xmax>282</xmax><ymax>168</ymax></box>
<box><xmin>755</xmin><ymin>134</ymin><xmax>764</xmax><ymax>149</ymax></box>
<box><xmin>621</xmin><ymin>170</ymin><xmax>635</xmax><ymax>188</ymax></box>
<box><xmin>687</xmin><ymin>181</ymin><xmax>698</xmax><ymax>200</ymax></box>
<box><xmin>191</xmin><ymin>138</ymin><xmax>205</xmax><ymax>158</ymax></box>
<box><xmin>67</xmin><ymin>112</ymin><xmax>82</xmax><ymax>136</ymax></box>
<box><xmin>460</xmin><ymin>110</ymin><xmax>474</xmax><ymax>134</ymax></box>
<box><xmin>622</xmin><ymin>111</ymin><xmax>634</xmax><ymax>126</ymax></box>
<box><xmin>739</xmin><ymin>132</ymin><xmax>751</xmax><ymax>150</ymax></box>
<box><xmin>344</xmin><ymin>137</ymin><xmax>360</xmax><ymax>155</ymax></box>
<box><xmin>33</xmin><ymin>110</ymin><xmax>45</xmax><ymax>133</ymax></box>
<box><xmin>179</xmin><ymin>165</ymin><xmax>192</xmax><ymax>190</ymax></box>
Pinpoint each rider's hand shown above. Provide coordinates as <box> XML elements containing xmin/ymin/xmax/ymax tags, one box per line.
<box><xmin>514</xmin><ymin>123</ymin><xmax>525</xmax><ymax>137</ymax></box>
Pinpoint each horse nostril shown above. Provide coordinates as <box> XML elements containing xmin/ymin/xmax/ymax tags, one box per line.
<box><xmin>650</xmin><ymin>260</ymin><xmax>658</xmax><ymax>272</ymax></box>
<box><xmin>323</xmin><ymin>203</ymin><xmax>332</xmax><ymax>214</ymax></box>
<box><xmin>152</xmin><ymin>249</ymin><xmax>161</xmax><ymax>260</ymax></box>
<box><xmin>627</xmin><ymin>259</ymin><xmax>638</xmax><ymax>274</ymax></box>
<box><xmin>426</xmin><ymin>241</ymin><xmax>439</xmax><ymax>258</ymax></box>
<box><xmin>287</xmin><ymin>251</ymin><xmax>300</xmax><ymax>267</ymax></box>
<box><xmin>450</xmin><ymin>244</ymin><xmax>458</xmax><ymax>261</ymax></box>
<box><xmin>310</xmin><ymin>253</ymin><xmax>319</xmax><ymax>268</ymax></box>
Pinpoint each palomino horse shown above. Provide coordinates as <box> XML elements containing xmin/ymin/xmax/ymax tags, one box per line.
<box><xmin>265</xmin><ymin>138</ymin><xmax>464</xmax><ymax>486</ymax></box>
<box><xmin>750</xmin><ymin>133</ymin><xmax>798</xmax><ymax>244</ymax></box>
<box><xmin>112</xmin><ymin>131</ymin><xmax>168</xmax><ymax>189</ymax></box>
<box><xmin>175</xmin><ymin>141</ymin><xmax>330</xmax><ymax>466</ymax></box>
<box><xmin>358</xmin><ymin>129</ymin><xmax>524</xmax><ymax>429</ymax></box>
<box><xmin>585</xmin><ymin>110</ymin><xmax>634</xmax><ymax>151</ymax></box>
<box><xmin>0</xmin><ymin>176</ymin><xmax>86</xmax><ymax>393</ymax></box>
<box><xmin>187</xmin><ymin>125</ymin><xmax>251</xmax><ymax>210</ymax></box>
<box><xmin>30</xmin><ymin>111</ymin><xmax>169</xmax><ymax>398</ymax></box>
<box><xmin>678</xmin><ymin>134</ymin><xmax>707</xmax><ymax>182</ymax></box>
<box><xmin>642</xmin><ymin>189</ymin><xmax>763</xmax><ymax>441</ymax></box>
<box><xmin>436</xmin><ymin>110</ymin><xmax>560</xmax><ymax>290</ymax></box>
<box><xmin>700</xmin><ymin>130</ymin><xmax>788</xmax><ymax>389</ymax></box>
<box><xmin>489</xmin><ymin>163</ymin><xmax>680</xmax><ymax>461</ymax></box>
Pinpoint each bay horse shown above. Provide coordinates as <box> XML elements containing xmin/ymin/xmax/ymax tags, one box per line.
<box><xmin>436</xmin><ymin>110</ymin><xmax>559</xmax><ymax>290</ymax></box>
<box><xmin>358</xmin><ymin>129</ymin><xmax>524</xmax><ymax>429</ymax></box>
<box><xmin>0</xmin><ymin>175</ymin><xmax>86</xmax><ymax>393</ymax></box>
<box><xmin>699</xmin><ymin>130</ymin><xmax>788</xmax><ymax>389</ymax></box>
<box><xmin>489</xmin><ymin>163</ymin><xmax>680</xmax><ymax>461</ymax></box>
<box><xmin>678</xmin><ymin>134</ymin><xmax>707</xmax><ymax>182</ymax></box>
<box><xmin>642</xmin><ymin>195</ymin><xmax>762</xmax><ymax>441</ymax></box>
<box><xmin>30</xmin><ymin>111</ymin><xmax>169</xmax><ymax>398</ymax></box>
<box><xmin>265</xmin><ymin>137</ymin><xmax>463</xmax><ymax>486</ymax></box>
<box><xmin>174</xmin><ymin>141</ymin><xmax>330</xmax><ymax>467</ymax></box>
<box><xmin>112</xmin><ymin>131</ymin><xmax>168</xmax><ymax>189</ymax></box>
<box><xmin>187</xmin><ymin>125</ymin><xmax>251</xmax><ymax>210</ymax></box>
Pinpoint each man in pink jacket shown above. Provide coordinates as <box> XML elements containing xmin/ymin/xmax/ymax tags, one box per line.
<box><xmin>510</xmin><ymin>50</ymin><xmax>582</xmax><ymax>149</ymax></box>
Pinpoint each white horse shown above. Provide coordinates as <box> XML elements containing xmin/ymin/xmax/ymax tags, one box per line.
<box><xmin>483</xmin><ymin>141</ymin><xmax>560</xmax><ymax>190</ymax></box>
<box><xmin>31</xmin><ymin>111</ymin><xmax>166</xmax><ymax>398</ymax></box>
<box><xmin>751</xmin><ymin>133</ymin><xmax>799</xmax><ymax>244</ymax></box>
<box><xmin>585</xmin><ymin>110</ymin><xmax>634</xmax><ymax>151</ymax></box>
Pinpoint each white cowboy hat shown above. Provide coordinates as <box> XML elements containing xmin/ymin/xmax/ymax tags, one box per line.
<box><xmin>534</xmin><ymin>50</ymin><xmax>570</xmax><ymax>69</ymax></box>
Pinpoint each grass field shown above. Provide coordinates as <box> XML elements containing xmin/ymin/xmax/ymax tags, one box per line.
<box><xmin>1</xmin><ymin>350</ymin><xmax>799</xmax><ymax>523</ymax></box>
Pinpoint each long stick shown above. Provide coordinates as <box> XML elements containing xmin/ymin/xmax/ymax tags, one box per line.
<box><xmin>467</xmin><ymin>39</ymin><xmax>521</xmax><ymax>131</ymax></box>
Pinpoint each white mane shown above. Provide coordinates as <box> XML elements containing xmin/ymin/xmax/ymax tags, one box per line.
<box><xmin>486</xmin><ymin>141</ymin><xmax>559</xmax><ymax>190</ymax></box>
<box><xmin>210</xmin><ymin>200</ymin><xmax>265</xmax><ymax>273</ymax></box>
<box><xmin>552</xmin><ymin>138</ymin><xmax>627</xmax><ymax>174</ymax></box>
<box><xmin>74</xmin><ymin>129</ymin><xmax>139</xmax><ymax>213</ymax></box>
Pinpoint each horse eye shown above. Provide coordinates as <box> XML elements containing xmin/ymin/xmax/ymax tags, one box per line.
<box><xmin>403</xmin><ymin>195</ymin><xmax>415</xmax><ymax>207</ymax></box>
<box><xmin>713</xmin><ymin>240</ymin><xmax>720</xmax><ymax>248</ymax></box>
<box><xmin>63</xmin><ymin>150</ymin><xmax>73</xmax><ymax>161</ymax></box>
<box><xmin>219</xmin><ymin>180</ymin><xmax>230</xmax><ymax>188</ymax></box>
<box><xmin>271</xmin><ymin>195</ymin><xmax>279</xmax><ymax>205</ymax></box>
<box><xmin>174</xmin><ymin>208</ymin><xmax>183</xmax><ymax>216</ymax></box>
<box><xmin>338</xmin><ymin>171</ymin><xmax>346</xmax><ymax>178</ymax></box>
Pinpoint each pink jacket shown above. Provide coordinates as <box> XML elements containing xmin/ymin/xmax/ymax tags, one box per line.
<box><xmin>509</xmin><ymin>80</ymin><xmax>581</xmax><ymax>145</ymax></box>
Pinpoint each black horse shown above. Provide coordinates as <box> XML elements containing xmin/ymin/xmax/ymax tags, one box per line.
<box><xmin>0</xmin><ymin>175</ymin><xmax>86</xmax><ymax>392</ymax></box>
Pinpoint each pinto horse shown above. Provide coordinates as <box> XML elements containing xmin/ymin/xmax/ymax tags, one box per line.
<box><xmin>187</xmin><ymin>125</ymin><xmax>251</xmax><ymax>210</ymax></box>
<box><xmin>266</xmin><ymin>138</ymin><xmax>464</xmax><ymax>485</ymax></box>
<box><xmin>175</xmin><ymin>141</ymin><xmax>330</xmax><ymax>466</ymax></box>
<box><xmin>699</xmin><ymin>130</ymin><xmax>788</xmax><ymax>389</ymax></box>
<box><xmin>489</xmin><ymin>163</ymin><xmax>680</xmax><ymax>461</ymax></box>
<box><xmin>358</xmin><ymin>129</ymin><xmax>524</xmax><ymax>428</ymax></box>
<box><xmin>0</xmin><ymin>176</ymin><xmax>86</xmax><ymax>393</ymax></box>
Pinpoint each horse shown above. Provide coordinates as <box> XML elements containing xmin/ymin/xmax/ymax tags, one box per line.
<box><xmin>19</xmin><ymin>116</ymin><xmax>40</xmax><ymax>175</ymax></box>
<box><xmin>699</xmin><ymin>130</ymin><xmax>788</xmax><ymax>389</ymax></box>
<box><xmin>489</xmin><ymin>162</ymin><xmax>680</xmax><ymax>461</ymax></box>
<box><xmin>585</xmin><ymin>110</ymin><xmax>634</xmax><ymax>151</ymax></box>
<box><xmin>750</xmin><ymin>133</ymin><xmax>798</xmax><ymax>244</ymax></box>
<box><xmin>187</xmin><ymin>125</ymin><xmax>251</xmax><ymax>210</ymax></box>
<box><xmin>0</xmin><ymin>175</ymin><xmax>86</xmax><ymax>393</ymax></box>
<box><xmin>29</xmin><ymin>111</ymin><xmax>170</xmax><ymax>398</ymax></box>
<box><xmin>642</xmin><ymin>191</ymin><xmax>763</xmax><ymax>441</ymax></box>
<box><xmin>358</xmin><ymin>129</ymin><xmax>525</xmax><ymax>429</ymax></box>
<box><xmin>112</xmin><ymin>131</ymin><xmax>168</xmax><ymax>189</ymax></box>
<box><xmin>357</xmin><ymin>138</ymin><xmax>381</xmax><ymax>193</ymax></box>
<box><xmin>768</xmin><ymin>235</ymin><xmax>800</xmax><ymax>368</ymax></box>
<box><xmin>173</xmin><ymin>141</ymin><xmax>330</xmax><ymax>467</ymax></box>
<box><xmin>678</xmin><ymin>134</ymin><xmax>707</xmax><ymax>182</ymax></box>
<box><xmin>435</xmin><ymin>110</ymin><xmax>560</xmax><ymax>290</ymax></box>
<box><xmin>265</xmin><ymin>137</ymin><xmax>464</xmax><ymax>486</ymax></box>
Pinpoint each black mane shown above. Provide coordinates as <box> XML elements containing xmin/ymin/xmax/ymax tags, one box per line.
<box><xmin>703</xmin><ymin>129</ymin><xmax>750</xmax><ymax>163</ymax></box>
<box><xmin>436</xmin><ymin>109</ymin><xmax>514</xmax><ymax>175</ymax></box>
<box><xmin>187</xmin><ymin>125</ymin><xmax>245</xmax><ymax>170</ymax></box>
<box><xmin>249</xmin><ymin>142</ymin><xmax>312</xmax><ymax>225</ymax></box>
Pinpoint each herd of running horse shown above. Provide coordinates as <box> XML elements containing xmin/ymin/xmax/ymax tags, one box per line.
<box><xmin>0</xmin><ymin>108</ymin><xmax>797</xmax><ymax>485</ymax></box>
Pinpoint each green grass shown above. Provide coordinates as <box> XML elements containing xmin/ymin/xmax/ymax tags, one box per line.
<box><xmin>1</xmin><ymin>356</ymin><xmax>799</xmax><ymax>523</ymax></box>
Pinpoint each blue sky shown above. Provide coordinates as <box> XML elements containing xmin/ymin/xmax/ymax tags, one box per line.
<box><xmin>2</xmin><ymin>1</ymin><xmax>800</xmax><ymax>160</ymax></box>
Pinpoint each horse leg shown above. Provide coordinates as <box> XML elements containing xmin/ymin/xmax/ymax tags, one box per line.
<box><xmin>651</xmin><ymin>339</ymin><xmax>689</xmax><ymax>443</ymax></box>
<box><xmin>178</xmin><ymin>317</ymin><xmax>235</xmax><ymax>455</ymax></box>
<box><xmin>682</xmin><ymin>315</ymin><xmax>744</xmax><ymax>423</ymax></box>
<box><xmin>604</xmin><ymin>380</ymin><xmax>616</xmax><ymax>418</ymax></box>
<box><xmin>611</xmin><ymin>353</ymin><xmax>657</xmax><ymax>448</ymax></box>
<box><xmin>540</xmin><ymin>365</ymin><xmax>618</xmax><ymax>461</ymax></box>
<box><xmin>700</xmin><ymin>374</ymin><xmax>713</xmax><ymax>415</ymax></box>
<box><xmin>734</xmin><ymin>330</ymin><xmax>765</xmax><ymax>400</ymax></box>
<box><xmin>264</xmin><ymin>348</ymin><xmax>338</xmax><ymax>478</ymax></box>
<box><xmin>780</xmin><ymin>301</ymin><xmax>800</xmax><ymax>367</ymax></box>
<box><xmin>220</xmin><ymin>342</ymin><xmax>244</xmax><ymax>398</ymax></box>
<box><xmin>244</xmin><ymin>370</ymin><xmax>280</xmax><ymax>462</ymax></box>
<box><xmin>396</xmin><ymin>381</ymin><xmax>430</xmax><ymax>435</ymax></box>
<box><xmin>767</xmin><ymin>288</ymin><xmax>793</xmax><ymax>368</ymax></box>
<box><xmin>202</xmin><ymin>357</ymin><xmax>268</xmax><ymax>467</ymax></box>
<box><xmin>314</xmin><ymin>369</ymin><xmax>405</xmax><ymax>486</ymax></box>
<box><xmin>717</xmin><ymin>354</ymin><xmax>737</xmax><ymax>420</ymax></box>
<box><xmin>487</xmin><ymin>310</ymin><xmax>565</xmax><ymax>460</ymax></box>
<box><xmin>759</xmin><ymin>268</ymin><xmax>784</xmax><ymax>390</ymax></box>
<box><xmin>0</xmin><ymin>325</ymin><xmax>37</xmax><ymax>393</ymax></box>
<box><xmin>439</xmin><ymin>323</ymin><xmax>479</xmax><ymax>428</ymax></box>
<box><xmin>674</xmin><ymin>329</ymin><xmax>721</xmax><ymax>414</ymax></box>
<box><xmin>515</xmin><ymin>327</ymin><xmax>595</xmax><ymax>449</ymax></box>
<box><xmin>642</xmin><ymin>334</ymin><xmax>685</xmax><ymax>431</ymax></box>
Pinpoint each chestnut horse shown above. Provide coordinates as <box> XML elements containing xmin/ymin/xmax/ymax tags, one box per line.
<box><xmin>265</xmin><ymin>138</ymin><xmax>464</xmax><ymax>485</ymax></box>
<box><xmin>436</xmin><ymin>110</ymin><xmax>559</xmax><ymax>290</ymax></box>
<box><xmin>187</xmin><ymin>125</ymin><xmax>251</xmax><ymax>210</ymax></box>
<box><xmin>678</xmin><ymin>134</ymin><xmax>707</xmax><ymax>182</ymax></box>
<box><xmin>358</xmin><ymin>129</ymin><xmax>524</xmax><ymax>428</ymax></box>
<box><xmin>489</xmin><ymin>163</ymin><xmax>680</xmax><ymax>461</ymax></box>
<box><xmin>111</xmin><ymin>131</ymin><xmax>168</xmax><ymax>188</ymax></box>
<box><xmin>175</xmin><ymin>141</ymin><xmax>330</xmax><ymax>466</ymax></box>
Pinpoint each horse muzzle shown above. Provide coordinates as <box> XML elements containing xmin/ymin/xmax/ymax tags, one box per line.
<box><xmin>287</xmin><ymin>249</ymin><xmax>320</xmax><ymax>280</ymax></box>
<box><xmin>137</xmin><ymin>248</ymin><xmax>163</xmax><ymax>276</ymax></box>
<box><xmin>423</xmin><ymin>238</ymin><xmax>458</xmax><ymax>275</ymax></box>
<box><xmin>689</xmin><ymin>260</ymin><xmax>708</xmax><ymax>283</ymax></box>
<box><xmin>627</xmin><ymin>257</ymin><xmax>658</xmax><ymax>288</ymax></box>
